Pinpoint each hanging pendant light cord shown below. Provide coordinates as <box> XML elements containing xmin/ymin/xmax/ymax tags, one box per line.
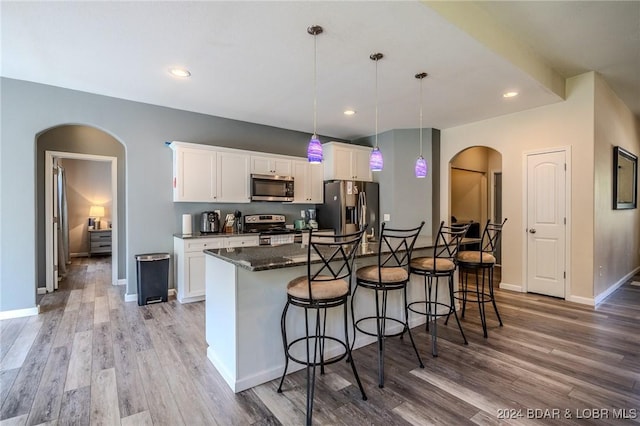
<box><xmin>313</xmin><ymin>32</ymin><xmax>318</xmax><ymax>137</ymax></box>
<box><xmin>419</xmin><ymin>76</ymin><xmax>423</xmax><ymax>156</ymax></box>
<box><xmin>375</xmin><ymin>57</ymin><xmax>379</xmax><ymax>149</ymax></box>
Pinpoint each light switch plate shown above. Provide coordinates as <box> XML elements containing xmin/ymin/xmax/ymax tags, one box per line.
<box><xmin>383</xmin><ymin>214</ymin><xmax>391</xmax><ymax>221</ymax></box>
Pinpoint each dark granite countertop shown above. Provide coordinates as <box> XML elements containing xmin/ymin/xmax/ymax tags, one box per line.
<box><xmin>174</xmin><ymin>228</ymin><xmax>335</xmax><ymax>240</ymax></box>
<box><xmin>204</xmin><ymin>236</ymin><xmax>434</xmax><ymax>272</ymax></box>
<box><xmin>174</xmin><ymin>231</ymin><xmax>258</xmax><ymax>239</ymax></box>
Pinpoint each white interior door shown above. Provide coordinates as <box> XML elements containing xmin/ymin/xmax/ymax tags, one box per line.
<box><xmin>526</xmin><ymin>150</ymin><xmax>566</xmax><ymax>298</ymax></box>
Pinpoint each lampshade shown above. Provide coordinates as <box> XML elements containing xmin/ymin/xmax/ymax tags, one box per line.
<box><xmin>89</xmin><ymin>205</ymin><xmax>105</xmax><ymax>218</ymax></box>
<box><xmin>415</xmin><ymin>156</ymin><xmax>428</xmax><ymax>178</ymax></box>
<box><xmin>370</xmin><ymin>147</ymin><xmax>384</xmax><ymax>171</ymax></box>
<box><xmin>307</xmin><ymin>134</ymin><xmax>323</xmax><ymax>163</ymax></box>
<box><xmin>307</xmin><ymin>25</ymin><xmax>324</xmax><ymax>163</ymax></box>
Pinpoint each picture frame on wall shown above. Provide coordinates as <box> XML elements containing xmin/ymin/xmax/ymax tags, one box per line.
<box><xmin>613</xmin><ymin>146</ymin><xmax>637</xmax><ymax>210</ymax></box>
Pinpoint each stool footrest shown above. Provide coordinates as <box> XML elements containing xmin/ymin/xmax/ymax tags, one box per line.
<box><xmin>354</xmin><ymin>316</ymin><xmax>407</xmax><ymax>339</ymax></box>
<box><xmin>407</xmin><ymin>300</ymin><xmax>454</xmax><ymax>317</ymax></box>
<box><xmin>452</xmin><ymin>290</ymin><xmax>494</xmax><ymax>303</ymax></box>
<box><xmin>285</xmin><ymin>335</ymin><xmax>348</xmax><ymax>368</ymax></box>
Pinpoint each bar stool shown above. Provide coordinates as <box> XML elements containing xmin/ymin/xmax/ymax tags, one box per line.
<box><xmin>407</xmin><ymin>221</ymin><xmax>470</xmax><ymax>357</ymax></box>
<box><xmin>351</xmin><ymin>222</ymin><xmax>424</xmax><ymax>388</ymax></box>
<box><xmin>277</xmin><ymin>228</ymin><xmax>367</xmax><ymax>426</ymax></box>
<box><xmin>451</xmin><ymin>219</ymin><xmax>507</xmax><ymax>338</ymax></box>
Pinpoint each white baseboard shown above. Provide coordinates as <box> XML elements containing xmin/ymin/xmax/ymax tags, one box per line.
<box><xmin>177</xmin><ymin>292</ymin><xmax>204</xmax><ymax>304</ymax></box>
<box><xmin>124</xmin><ymin>293</ymin><xmax>138</xmax><ymax>303</ymax></box>
<box><xmin>500</xmin><ymin>282</ymin><xmax>523</xmax><ymax>292</ymax></box>
<box><xmin>169</xmin><ymin>289</ymin><xmax>176</xmax><ymax>297</ymax></box>
<box><xmin>0</xmin><ymin>305</ymin><xmax>40</xmax><ymax>320</ymax></box>
<box><xmin>116</xmin><ymin>279</ymin><xmax>127</xmax><ymax>286</ymax></box>
<box><xmin>566</xmin><ymin>295</ymin><xmax>595</xmax><ymax>306</ymax></box>
<box><xmin>70</xmin><ymin>252</ymin><xmax>89</xmax><ymax>258</ymax></box>
<box><xmin>208</xmin><ymin>331</ymin><xmax>380</xmax><ymax>393</ymax></box>
<box><xmin>37</xmin><ymin>287</ymin><xmax>47</xmax><ymax>295</ymax></box>
<box><xmin>594</xmin><ymin>266</ymin><xmax>640</xmax><ymax>306</ymax></box>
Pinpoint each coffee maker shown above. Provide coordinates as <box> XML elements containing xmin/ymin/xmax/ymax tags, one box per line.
<box><xmin>200</xmin><ymin>211</ymin><xmax>220</xmax><ymax>234</ymax></box>
<box><xmin>306</xmin><ymin>208</ymin><xmax>318</xmax><ymax>230</ymax></box>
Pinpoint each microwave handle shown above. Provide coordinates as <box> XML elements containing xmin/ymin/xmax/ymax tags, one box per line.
<box><xmin>251</xmin><ymin>174</ymin><xmax>294</xmax><ymax>181</ymax></box>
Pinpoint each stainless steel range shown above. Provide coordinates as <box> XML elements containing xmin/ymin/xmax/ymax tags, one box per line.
<box><xmin>243</xmin><ymin>214</ymin><xmax>301</xmax><ymax>246</ymax></box>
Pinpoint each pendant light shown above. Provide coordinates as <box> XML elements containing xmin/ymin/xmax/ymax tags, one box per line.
<box><xmin>415</xmin><ymin>72</ymin><xmax>428</xmax><ymax>178</ymax></box>
<box><xmin>307</xmin><ymin>25</ymin><xmax>323</xmax><ymax>164</ymax></box>
<box><xmin>369</xmin><ymin>53</ymin><xmax>384</xmax><ymax>171</ymax></box>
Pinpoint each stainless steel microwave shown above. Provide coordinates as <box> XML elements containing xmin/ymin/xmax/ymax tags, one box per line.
<box><xmin>250</xmin><ymin>174</ymin><xmax>295</xmax><ymax>202</ymax></box>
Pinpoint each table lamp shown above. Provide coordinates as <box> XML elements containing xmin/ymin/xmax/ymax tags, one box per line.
<box><xmin>89</xmin><ymin>205</ymin><xmax>105</xmax><ymax>230</ymax></box>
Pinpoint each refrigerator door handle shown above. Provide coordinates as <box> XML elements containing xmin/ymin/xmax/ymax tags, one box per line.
<box><xmin>358</xmin><ymin>192</ymin><xmax>367</xmax><ymax>230</ymax></box>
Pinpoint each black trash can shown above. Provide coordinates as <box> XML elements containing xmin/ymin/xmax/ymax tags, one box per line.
<box><xmin>135</xmin><ymin>253</ymin><xmax>170</xmax><ymax>306</ymax></box>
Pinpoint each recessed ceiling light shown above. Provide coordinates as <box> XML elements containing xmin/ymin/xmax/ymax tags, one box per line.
<box><xmin>344</xmin><ymin>109</ymin><xmax>356</xmax><ymax>116</ymax></box>
<box><xmin>169</xmin><ymin>68</ymin><xmax>191</xmax><ymax>78</ymax></box>
<box><xmin>503</xmin><ymin>91</ymin><xmax>518</xmax><ymax>98</ymax></box>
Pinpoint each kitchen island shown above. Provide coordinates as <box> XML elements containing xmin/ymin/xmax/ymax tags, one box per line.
<box><xmin>204</xmin><ymin>237</ymin><xmax>438</xmax><ymax>392</ymax></box>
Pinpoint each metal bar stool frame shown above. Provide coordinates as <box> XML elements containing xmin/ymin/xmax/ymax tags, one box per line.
<box><xmin>350</xmin><ymin>221</ymin><xmax>425</xmax><ymax>388</ymax></box>
<box><xmin>449</xmin><ymin>219</ymin><xmax>507</xmax><ymax>338</ymax></box>
<box><xmin>407</xmin><ymin>221</ymin><xmax>470</xmax><ymax>357</ymax></box>
<box><xmin>277</xmin><ymin>227</ymin><xmax>368</xmax><ymax>426</ymax></box>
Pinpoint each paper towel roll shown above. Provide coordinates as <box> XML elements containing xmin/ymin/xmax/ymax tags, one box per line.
<box><xmin>182</xmin><ymin>214</ymin><xmax>193</xmax><ymax>235</ymax></box>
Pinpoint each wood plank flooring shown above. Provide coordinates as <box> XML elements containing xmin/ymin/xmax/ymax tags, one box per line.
<box><xmin>1</xmin><ymin>257</ymin><xmax>639</xmax><ymax>425</ymax></box>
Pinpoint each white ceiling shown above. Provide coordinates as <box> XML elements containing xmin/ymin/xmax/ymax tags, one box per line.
<box><xmin>2</xmin><ymin>1</ymin><xmax>638</xmax><ymax>141</ymax></box>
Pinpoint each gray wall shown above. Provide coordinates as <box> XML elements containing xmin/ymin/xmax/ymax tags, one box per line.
<box><xmin>354</xmin><ymin>128</ymin><xmax>436</xmax><ymax>238</ymax></box>
<box><xmin>0</xmin><ymin>77</ymin><xmax>349</xmax><ymax>310</ymax></box>
<box><xmin>37</xmin><ymin>126</ymin><xmax>126</xmax><ymax>284</ymax></box>
<box><xmin>1</xmin><ymin>77</ymin><xmax>442</xmax><ymax>312</ymax></box>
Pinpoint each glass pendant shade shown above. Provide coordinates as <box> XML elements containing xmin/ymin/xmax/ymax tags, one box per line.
<box><xmin>415</xmin><ymin>155</ymin><xmax>428</xmax><ymax>178</ymax></box>
<box><xmin>370</xmin><ymin>147</ymin><xmax>384</xmax><ymax>171</ymax></box>
<box><xmin>307</xmin><ymin>135</ymin><xmax>323</xmax><ymax>164</ymax></box>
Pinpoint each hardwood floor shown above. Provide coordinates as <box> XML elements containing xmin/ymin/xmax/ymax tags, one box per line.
<box><xmin>1</xmin><ymin>257</ymin><xmax>639</xmax><ymax>425</ymax></box>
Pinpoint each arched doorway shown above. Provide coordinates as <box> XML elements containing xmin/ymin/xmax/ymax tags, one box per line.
<box><xmin>36</xmin><ymin>125</ymin><xmax>126</xmax><ymax>295</ymax></box>
<box><xmin>449</xmin><ymin>146</ymin><xmax>503</xmax><ymax>262</ymax></box>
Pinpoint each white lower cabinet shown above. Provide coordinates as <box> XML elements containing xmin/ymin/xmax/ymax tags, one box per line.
<box><xmin>225</xmin><ymin>235</ymin><xmax>260</xmax><ymax>248</ymax></box>
<box><xmin>174</xmin><ymin>235</ymin><xmax>259</xmax><ymax>303</ymax></box>
<box><xmin>174</xmin><ymin>237</ymin><xmax>224</xmax><ymax>303</ymax></box>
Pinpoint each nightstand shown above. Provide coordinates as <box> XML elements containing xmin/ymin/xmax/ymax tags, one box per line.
<box><xmin>88</xmin><ymin>229</ymin><xmax>112</xmax><ymax>256</ymax></box>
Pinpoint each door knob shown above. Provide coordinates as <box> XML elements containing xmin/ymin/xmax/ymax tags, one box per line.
<box><xmin>529</xmin><ymin>228</ymin><xmax>536</xmax><ymax>234</ymax></box>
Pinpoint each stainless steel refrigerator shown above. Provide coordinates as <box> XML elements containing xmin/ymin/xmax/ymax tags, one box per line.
<box><xmin>317</xmin><ymin>180</ymin><xmax>380</xmax><ymax>242</ymax></box>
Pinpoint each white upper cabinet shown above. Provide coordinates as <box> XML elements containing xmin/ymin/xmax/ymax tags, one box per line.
<box><xmin>217</xmin><ymin>151</ymin><xmax>251</xmax><ymax>203</ymax></box>
<box><xmin>171</xmin><ymin>142</ymin><xmax>250</xmax><ymax>203</ymax></box>
<box><xmin>322</xmin><ymin>141</ymin><xmax>372</xmax><ymax>182</ymax></box>
<box><xmin>250</xmin><ymin>155</ymin><xmax>292</xmax><ymax>176</ymax></box>
<box><xmin>292</xmin><ymin>160</ymin><xmax>324</xmax><ymax>204</ymax></box>
<box><xmin>172</xmin><ymin>145</ymin><xmax>217</xmax><ymax>202</ymax></box>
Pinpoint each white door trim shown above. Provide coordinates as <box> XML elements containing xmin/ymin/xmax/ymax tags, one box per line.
<box><xmin>521</xmin><ymin>146</ymin><xmax>572</xmax><ymax>297</ymax></box>
<box><xmin>45</xmin><ymin>151</ymin><xmax>119</xmax><ymax>289</ymax></box>
<box><xmin>489</xmin><ymin>169</ymin><xmax>500</xmax><ymax>223</ymax></box>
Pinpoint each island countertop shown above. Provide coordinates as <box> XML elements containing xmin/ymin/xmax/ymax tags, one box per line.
<box><xmin>203</xmin><ymin>235</ymin><xmax>434</xmax><ymax>272</ymax></box>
